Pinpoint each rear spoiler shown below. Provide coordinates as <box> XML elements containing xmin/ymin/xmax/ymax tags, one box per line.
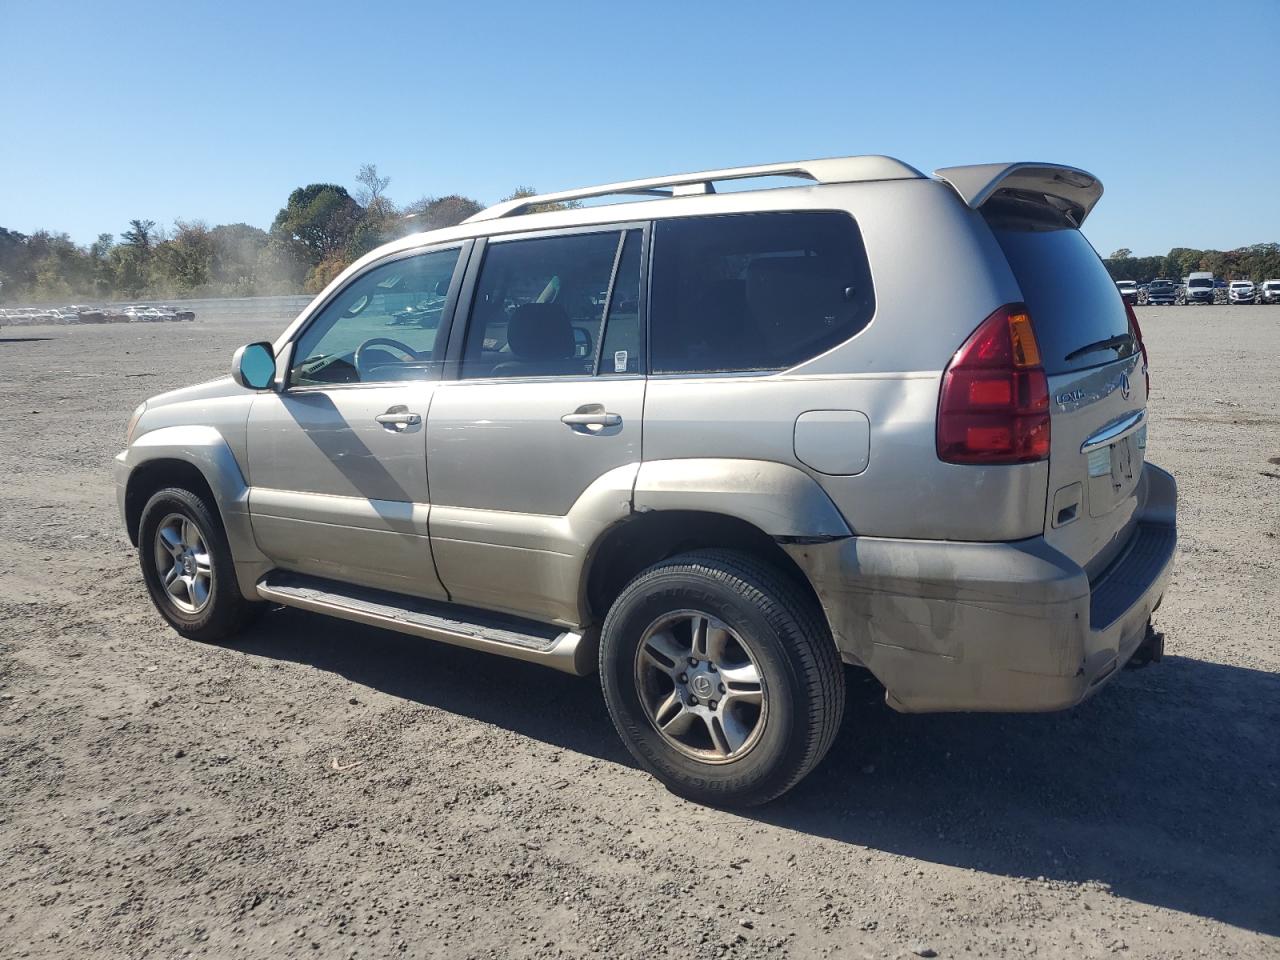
<box><xmin>933</xmin><ymin>162</ymin><xmax>1103</xmax><ymax>226</ymax></box>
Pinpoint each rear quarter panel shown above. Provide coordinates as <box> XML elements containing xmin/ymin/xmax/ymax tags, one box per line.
<box><xmin>643</xmin><ymin>179</ymin><xmax>1046</xmax><ymax>541</ymax></box>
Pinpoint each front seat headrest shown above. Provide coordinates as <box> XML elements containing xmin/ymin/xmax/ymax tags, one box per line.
<box><xmin>506</xmin><ymin>302</ymin><xmax>574</xmax><ymax>360</ymax></box>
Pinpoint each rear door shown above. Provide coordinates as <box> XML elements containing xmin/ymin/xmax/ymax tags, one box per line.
<box><xmin>986</xmin><ymin>199</ymin><xmax>1146</xmax><ymax>577</ymax></box>
<box><xmin>426</xmin><ymin>225</ymin><xmax>647</xmax><ymax>625</ymax></box>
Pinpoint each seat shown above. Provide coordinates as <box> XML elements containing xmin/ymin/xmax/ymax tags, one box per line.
<box><xmin>490</xmin><ymin>302</ymin><xmax>582</xmax><ymax>378</ymax></box>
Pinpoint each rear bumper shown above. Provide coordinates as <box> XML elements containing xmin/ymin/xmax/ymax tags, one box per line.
<box><xmin>785</xmin><ymin>464</ymin><xmax>1177</xmax><ymax>713</ymax></box>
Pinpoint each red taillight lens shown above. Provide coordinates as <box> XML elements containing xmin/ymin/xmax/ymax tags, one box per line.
<box><xmin>937</xmin><ymin>303</ymin><xmax>1051</xmax><ymax>464</ymax></box>
<box><xmin>1124</xmin><ymin>301</ymin><xmax>1150</xmax><ymax>397</ymax></box>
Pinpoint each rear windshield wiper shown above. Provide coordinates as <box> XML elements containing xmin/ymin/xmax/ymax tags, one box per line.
<box><xmin>1064</xmin><ymin>333</ymin><xmax>1132</xmax><ymax>363</ymax></box>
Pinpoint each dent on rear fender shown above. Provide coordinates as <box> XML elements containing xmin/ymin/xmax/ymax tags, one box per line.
<box><xmin>632</xmin><ymin>458</ymin><xmax>852</xmax><ymax>539</ymax></box>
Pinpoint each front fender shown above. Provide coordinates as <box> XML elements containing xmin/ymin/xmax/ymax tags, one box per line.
<box><xmin>116</xmin><ymin>425</ymin><xmax>270</xmax><ymax>594</ymax></box>
<box><xmin>632</xmin><ymin>458</ymin><xmax>852</xmax><ymax>539</ymax></box>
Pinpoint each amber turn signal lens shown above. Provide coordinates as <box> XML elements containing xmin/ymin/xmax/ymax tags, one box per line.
<box><xmin>1006</xmin><ymin>312</ymin><xmax>1041</xmax><ymax>368</ymax></box>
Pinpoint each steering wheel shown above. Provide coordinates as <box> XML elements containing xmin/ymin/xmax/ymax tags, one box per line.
<box><xmin>354</xmin><ymin>337</ymin><xmax>420</xmax><ymax>379</ymax></box>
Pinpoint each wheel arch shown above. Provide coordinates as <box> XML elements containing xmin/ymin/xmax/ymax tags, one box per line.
<box><xmin>125</xmin><ymin>458</ymin><xmax>219</xmax><ymax>545</ymax></box>
<box><xmin>120</xmin><ymin>426</ymin><xmax>267</xmax><ymax>576</ymax></box>
<box><xmin>581</xmin><ymin>509</ymin><xmax>833</xmax><ymax>629</ymax></box>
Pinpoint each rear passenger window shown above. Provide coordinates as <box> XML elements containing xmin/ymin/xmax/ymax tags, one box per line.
<box><xmin>462</xmin><ymin>230</ymin><xmax>621</xmax><ymax>379</ymax></box>
<box><xmin>649</xmin><ymin>211</ymin><xmax>874</xmax><ymax>374</ymax></box>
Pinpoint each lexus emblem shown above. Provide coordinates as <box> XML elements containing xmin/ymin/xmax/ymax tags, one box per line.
<box><xmin>1119</xmin><ymin>373</ymin><xmax>1131</xmax><ymax>401</ymax></box>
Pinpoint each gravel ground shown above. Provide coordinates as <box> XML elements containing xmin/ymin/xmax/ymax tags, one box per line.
<box><xmin>1</xmin><ymin>305</ymin><xmax>1277</xmax><ymax>960</ymax></box>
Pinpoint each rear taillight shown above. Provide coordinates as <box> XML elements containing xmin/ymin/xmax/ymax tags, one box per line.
<box><xmin>1124</xmin><ymin>301</ymin><xmax>1150</xmax><ymax>398</ymax></box>
<box><xmin>937</xmin><ymin>303</ymin><xmax>1050</xmax><ymax>464</ymax></box>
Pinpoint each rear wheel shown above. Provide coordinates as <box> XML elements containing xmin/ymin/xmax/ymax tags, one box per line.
<box><xmin>137</xmin><ymin>486</ymin><xmax>261</xmax><ymax>642</ymax></box>
<box><xmin>599</xmin><ymin>550</ymin><xmax>845</xmax><ymax>807</ymax></box>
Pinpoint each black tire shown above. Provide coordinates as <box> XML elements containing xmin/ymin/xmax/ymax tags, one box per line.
<box><xmin>137</xmin><ymin>486</ymin><xmax>261</xmax><ymax>643</ymax></box>
<box><xmin>599</xmin><ymin>550</ymin><xmax>845</xmax><ymax>807</ymax></box>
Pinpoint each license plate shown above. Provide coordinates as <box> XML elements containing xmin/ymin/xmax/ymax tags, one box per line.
<box><xmin>1110</xmin><ymin>437</ymin><xmax>1134</xmax><ymax>489</ymax></box>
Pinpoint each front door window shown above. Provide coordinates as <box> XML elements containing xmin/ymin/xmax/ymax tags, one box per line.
<box><xmin>290</xmin><ymin>247</ymin><xmax>462</xmax><ymax>386</ymax></box>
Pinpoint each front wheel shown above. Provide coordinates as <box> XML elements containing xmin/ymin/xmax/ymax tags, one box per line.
<box><xmin>599</xmin><ymin>550</ymin><xmax>845</xmax><ymax>807</ymax></box>
<box><xmin>137</xmin><ymin>486</ymin><xmax>261</xmax><ymax>643</ymax></box>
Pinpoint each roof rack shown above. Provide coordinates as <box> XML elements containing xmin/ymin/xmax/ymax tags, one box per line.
<box><xmin>464</xmin><ymin>155</ymin><xmax>924</xmax><ymax>223</ymax></box>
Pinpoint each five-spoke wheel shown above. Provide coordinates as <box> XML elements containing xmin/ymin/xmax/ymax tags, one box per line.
<box><xmin>153</xmin><ymin>513</ymin><xmax>214</xmax><ymax>614</ymax></box>
<box><xmin>137</xmin><ymin>486</ymin><xmax>261</xmax><ymax>642</ymax></box>
<box><xmin>635</xmin><ymin>611</ymin><xmax>766</xmax><ymax>762</ymax></box>
<box><xmin>600</xmin><ymin>550</ymin><xmax>845</xmax><ymax>807</ymax></box>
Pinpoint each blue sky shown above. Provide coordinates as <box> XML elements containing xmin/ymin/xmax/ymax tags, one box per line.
<box><xmin>2</xmin><ymin>0</ymin><xmax>1276</xmax><ymax>257</ymax></box>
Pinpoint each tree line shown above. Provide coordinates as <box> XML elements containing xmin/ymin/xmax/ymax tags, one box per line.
<box><xmin>1103</xmin><ymin>244</ymin><xmax>1280</xmax><ymax>284</ymax></box>
<box><xmin>5</xmin><ymin>168</ymin><xmax>1276</xmax><ymax>303</ymax></box>
<box><xmin>0</xmin><ymin>164</ymin><xmax>557</xmax><ymax>304</ymax></box>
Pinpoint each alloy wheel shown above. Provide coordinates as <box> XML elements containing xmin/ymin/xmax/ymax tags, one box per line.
<box><xmin>633</xmin><ymin>610</ymin><xmax>767</xmax><ymax>763</ymax></box>
<box><xmin>152</xmin><ymin>513</ymin><xmax>213</xmax><ymax>614</ymax></box>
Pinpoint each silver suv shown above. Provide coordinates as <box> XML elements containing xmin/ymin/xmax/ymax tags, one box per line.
<box><xmin>116</xmin><ymin>157</ymin><xmax>1177</xmax><ymax>805</ymax></box>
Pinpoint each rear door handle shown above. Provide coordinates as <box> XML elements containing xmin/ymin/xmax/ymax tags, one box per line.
<box><xmin>561</xmin><ymin>412</ymin><xmax>622</xmax><ymax>427</ymax></box>
<box><xmin>375</xmin><ymin>412</ymin><xmax>422</xmax><ymax>428</ymax></box>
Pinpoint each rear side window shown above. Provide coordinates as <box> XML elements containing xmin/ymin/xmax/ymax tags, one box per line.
<box><xmin>649</xmin><ymin>211</ymin><xmax>874</xmax><ymax>374</ymax></box>
<box><xmin>461</xmin><ymin>230</ymin><xmax>621</xmax><ymax>379</ymax></box>
<box><xmin>987</xmin><ymin>200</ymin><xmax>1136</xmax><ymax>374</ymax></box>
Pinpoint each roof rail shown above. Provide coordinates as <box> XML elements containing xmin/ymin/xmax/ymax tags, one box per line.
<box><xmin>464</xmin><ymin>155</ymin><xmax>924</xmax><ymax>223</ymax></box>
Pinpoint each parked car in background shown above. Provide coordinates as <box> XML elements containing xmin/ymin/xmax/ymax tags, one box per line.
<box><xmin>1228</xmin><ymin>280</ymin><xmax>1256</xmax><ymax>304</ymax></box>
<box><xmin>1261</xmin><ymin>280</ymin><xmax>1280</xmax><ymax>304</ymax></box>
<box><xmin>1183</xmin><ymin>272</ymin><xmax>1215</xmax><ymax>305</ymax></box>
<box><xmin>123</xmin><ymin>305</ymin><xmax>170</xmax><ymax>322</ymax></box>
<box><xmin>115</xmin><ymin>156</ymin><xmax>1175</xmax><ymax>806</ymax></box>
<box><xmin>1115</xmin><ymin>280</ymin><xmax>1139</xmax><ymax>305</ymax></box>
<box><xmin>1146</xmin><ymin>279</ymin><xmax>1178</xmax><ymax>305</ymax></box>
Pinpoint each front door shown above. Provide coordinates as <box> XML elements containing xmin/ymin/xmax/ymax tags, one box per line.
<box><xmin>246</xmin><ymin>244</ymin><xmax>467</xmax><ymax>599</ymax></box>
<box><xmin>427</xmin><ymin>226</ymin><xmax>647</xmax><ymax>625</ymax></box>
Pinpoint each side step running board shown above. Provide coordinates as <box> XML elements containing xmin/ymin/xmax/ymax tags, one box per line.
<box><xmin>256</xmin><ymin>572</ymin><xmax>595</xmax><ymax>675</ymax></box>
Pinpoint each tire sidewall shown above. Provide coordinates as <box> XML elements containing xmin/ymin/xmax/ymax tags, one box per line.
<box><xmin>601</xmin><ymin>563</ymin><xmax>815</xmax><ymax>804</ymax></box>
<box><xmin>137</xmin><ymin>487</ymin><xmax>235</xmax><ymax>638</ymax></box>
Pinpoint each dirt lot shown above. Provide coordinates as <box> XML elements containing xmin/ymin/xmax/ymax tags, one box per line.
<box><xmin>1</xmin><ymin>305</ymin><xmax>1277</xmax><ymax>959</ymax></box>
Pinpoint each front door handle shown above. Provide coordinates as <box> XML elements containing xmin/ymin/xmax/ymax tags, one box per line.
<box><xmin>561</xmin><ymin>412</ymin><xmax>622</xmax><ymax>428</ymax></box>
<box><xmin>375</xmin><ymin>411</ymin><xmax>422</xmax><ymax>429</ymax></box>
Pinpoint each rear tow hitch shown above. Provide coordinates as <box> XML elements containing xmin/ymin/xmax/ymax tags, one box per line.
<box><xmin>1125</xmin><ymin>622</ymin><xmax>1165</xmax><ymax>670</ymax></box>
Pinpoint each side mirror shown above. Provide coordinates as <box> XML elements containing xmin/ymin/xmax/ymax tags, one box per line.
<box><xmin>231</xmin><ymin>341</ymin><xmax>277</xmax><ymax>390</ymax></box>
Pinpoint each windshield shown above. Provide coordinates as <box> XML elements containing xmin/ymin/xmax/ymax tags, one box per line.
<box><xmin>1149</xmin><ymin>281</ymin><xmax>1173</xmax><ymax>289</ymax></box>
<box><xmin>1231</xmin><ymin>282</ymin><xmax>1252</xmax><ymax>288</ymax></box>
<box><xmin>1188</xmin><ymin>278</ymin><xmax>1213</xmax><ymax>288</ymax></box>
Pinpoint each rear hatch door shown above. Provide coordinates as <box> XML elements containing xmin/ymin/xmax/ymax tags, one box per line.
<box><xmin>985</xmin><ymin>197</ymin><xmax>1146</xmax><ymax>577</ymax></box>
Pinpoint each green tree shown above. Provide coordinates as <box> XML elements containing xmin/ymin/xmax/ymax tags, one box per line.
<box><xmin>208</xmin><ymin>223</ymin><xmax>269</xmax><ymax>295</ymax></box>
<box><xmin>270</xmin><ymin>184</ymin><xmax>363</xmax><ymax>267</ymax></box>
<box><xmin>1109</xmin><ymin>248</ymin><xmax>1132</xmax><ymax>260</ymax></box>
<box><xmin>402</xmin><ymin>194</ymin><xmax>484</xmax><ymax>232</ymax></box>
<box><xmin>152</xmin><ymin>220</ymin><xmax>213</xmax><ymax>293</ymax></box>
<box><xmin>121</xmin><ymin>218</ymin><xmax>156</xmax><ymax>252</ymax></box>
